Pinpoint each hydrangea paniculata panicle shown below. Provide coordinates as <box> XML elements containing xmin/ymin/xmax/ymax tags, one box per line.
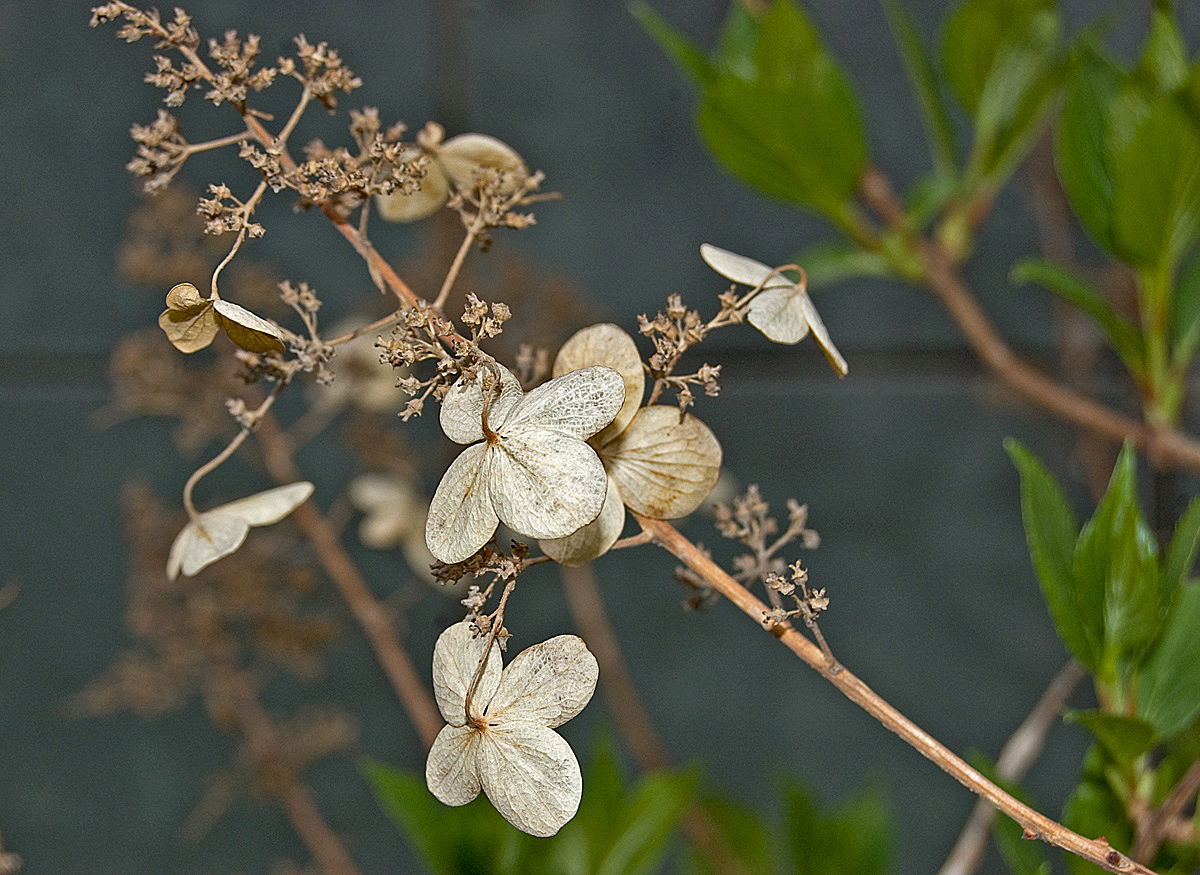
<box><xmin>425</xmin><ymin>620</ymin><xmax>599</xmax><ymax>836</ymax></box>
<box><xmin>425</xmin><ymin>361</ymin><xmax>625</xmax><ymax>563</ymax></box>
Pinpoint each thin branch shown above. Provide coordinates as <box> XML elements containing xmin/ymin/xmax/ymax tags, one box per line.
<box><xmin>1133</xmin><ymin>757</ymin><xmax>1200</xmax><ymax>862</ymax></box>
<box><xmin>937</xmin><ymin>659</ymin><xmax>1088</xmax><ymax>875</ymax></box>
<box><xmin>432</xmin><ymin>209</ymin><xmax>486</xmax><ymax>311</ymax></box>
<box><xmin>254</xmin><ymin>411</ymin><xmax>443</xmax><ymax>748</ymax></box>
<box><xmin>634</xmin><ymin>512</ymin><xmax>1160</xmax><ymax>875</ymax></box>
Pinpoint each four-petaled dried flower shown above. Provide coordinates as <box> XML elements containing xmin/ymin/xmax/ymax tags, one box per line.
<box><xmin>159</xmin><ymin>282</ymin><xmax>285</xmax><ymax>354</ymax></box>
<box><xmin>540</xmin><ymin>324</ymin><xmax>722</xmax><ymax>566</ymax></box>
<box><xmin>425</xmin><ymin>361</ymin><xmax>625</xmax><ymax>563</ymax></box>
<box><xmin>167</xmin><ymin>481</ymin><xmax>313</xmax><ymax>579</ymax></box>
<box><xmin>700</xmin><ymin>244</ymin><xmax>847</xmax><ymax>376</ymax></box>
<box><xmin>426</xmin><ymin>620</ymin><xmax>598</xmax><ymax>837</ymax></box>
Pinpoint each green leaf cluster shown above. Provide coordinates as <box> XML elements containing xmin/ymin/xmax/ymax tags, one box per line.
<box><xmin>363</xmin><ymin>737</ymin><xmax>695</xmax><ymax>875</ymax></box>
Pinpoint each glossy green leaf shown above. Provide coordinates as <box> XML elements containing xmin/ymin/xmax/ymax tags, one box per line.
<box><xmin>1163</xmin><ymin>494</ymin><xmax>1200</xmax><ymax>592</ymax></box>
<box><xmin>1063</xmin><ymin>710</ymin><xmax>1156</xmax><ymax>767</ymax></box>
<box><xmin>684</xmin><ymin>794</ymin><xmax>776</xmax><ymax>875</ymax></box>
<box><xmin>1172</xmin><ymin>247</ymin><xmax>1200</xmax><ymax>365</ymax></box>
<box><xmin>629</xmin><ymin>2</ymin><xmax>715</xmax><ymax>87</ymax></box>
<box><xmin>1062</xmin><ymin>746</ymin><xmax>1134</xmax><ymax>875</ymax></box>
<box><xmin>1139</xmin><ymin>584</ymin><xmax>1200</xmax><ymax>738</ymax></box>
<box><xmin>1128</xmin><ymin>7</ymin><xmax>1188</xmax><ymax>97</ymax></box>
<box><xmin>1055</xmin><ymin>44</ymin><xmax>1123</xmax><ymax>253</ymax></box>
<box><xmin>881</xmin><ymin>0</ymin><xmax>956</xmax><ymax>174</ymax></box>
<box><xmin>1011</xmin><ymin>258</ymin><xmax>1145</xmax><ymax>374</ymax></box>
<box><xmin>792</xmin><ymin>242</ymin><xmax>891</xmax><ymax>287</ymax></box>
<box><xmin>783</xmin><ymin>780</ymin><xmax>891</xmax><ymax>875</ymax></box>
<box><xmin>1005</xmin><ymin>439</ymin><xmax>1095</xmax><ymax>669</ymax></box>
<box><xmin>967</xmin><ymin>752</ymin><xmax>1049</xmax><ymax>875</ymax></box>
<box><xmin>942</xmin><ymin>0</ymin><xmax>1054</xmax><ymax>114</ymax></box>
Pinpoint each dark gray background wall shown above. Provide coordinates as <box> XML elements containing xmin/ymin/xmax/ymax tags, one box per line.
<box><xmin>2</xmin><ymin>2</ymin><xmax>1193</xmax><ymax>874</ymax></box>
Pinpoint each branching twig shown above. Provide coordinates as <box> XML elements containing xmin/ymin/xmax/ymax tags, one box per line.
<box><xmin>635</xmin><ymin>512</ymin><xmax>1160</xmax><ymax>875</ymax></box>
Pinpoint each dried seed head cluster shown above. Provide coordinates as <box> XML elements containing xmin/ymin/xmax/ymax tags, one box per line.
<box><xmin>716</xmin><ymin>485</ymin><xmax>821</xmax><ymax>590</ymax></box>
<box><xmin>637</xmin><ymin>293</ymin><xmax>727</xmax><ymax>414</ymax></box>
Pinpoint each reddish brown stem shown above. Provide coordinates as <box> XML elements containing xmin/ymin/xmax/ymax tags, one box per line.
<box><xmin>635</xmin><ymin>513</ymin><xmax>1160</xmax><ymax>875</ymax></box>
<box><xmin>255</xmin><ymin>412</ymin><xmax>442</xmax><ymax>748</ymax></box>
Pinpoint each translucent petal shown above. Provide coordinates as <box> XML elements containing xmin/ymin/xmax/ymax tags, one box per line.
<box><xmin>167</xmin><ymin>512</ymin><xmax>251</xmax><ymax>580</ymax></box>
<box><xmin>426</xmin><ymin>443</ymin><xmax>499</xmax><ymax>563</ymax></box>
<box><xmin>159</xmin><ymin>303</ymin><xmax>219</xmax><ymax>353</ymax></box>
<box><xmin>426</xmin><ymin>723</ymin><xmax>483</xmax><ymax>806</ymax></box>
<box><xmin>218</xmin><ymin>482</ymin><xmax>314</xmax><ymax>526</ymax></box>
<box><xmin>438</xmin><ymin>133</ymin><xmax>527</xmax><ymax>195</ymax></box>
<box><xmin>488</xmin><ymin>635</ymin><xmax>598</xmax><ymax>729</ymax></box>
<box><xmin>604</xmin><ymin>406</ymin><xmax>722</xmax><ymax>519</ymax></box>
<box><xmin>700</xmin><ymin>243</ymin><xmax>791</xmax><ymax>289</ymax></box>
<box><xmin>797</xmin><ymin>290</ymin><xmax>849</xmax><ymax>376</ymax></box>
<box><xmin>538</xmin><ymin>475</ymin><xmax>626</xmax><ymax>566</ymax></box>
<box><xmin>490</xmin><ymin>431</ymin><xmax>607</xmax><ymax>540</ymax></box>
<box><xmin>375</xmin><ymin>151</ymin><xmax>450</xmax><ymax>223</ymax></box>
<box><xmin>431</xmin><ymin>619</ymin><xmax>503</xmax><ymax>727</ymax></box>
<box><xmin>212</xmin><ymin>299</ymin><xmax>285</xmax><ymax>354</ymax></box>
<box><xmin>553</xmin><ymin>324</ymin><xmax>645</xmax><ymax>445</ymax></box>
<box><xmin>476</xmin><ymin>720</ymin><xmax>582</xmax><ymax>837</ymax></box>
<box><xmin>747</xmin><ymin>285</ymin><xmax>811</xmax><ymax>345</ymax></box>
<box><xmin>440</xmin><ymin>364</ymin><xmax>524</xmax><ymax>445</ymax></box>
<box><xmin>499</xmin><ymin>366</ymin><xmax>624</xmax><ymax>441</ymax></box>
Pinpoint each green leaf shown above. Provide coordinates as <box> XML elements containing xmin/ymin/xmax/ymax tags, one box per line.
<box><xmin>1163</xmin><ymin>494</ymin><xmax>1200</xmax><ymax>591</ymax></box>
<box><xmin>783</xmin><ymin>780</ymin><xmax>891</xmax><ymax>875</ymax></box>
<box><xmin>1172</xmin><ymin>246</ymin><xmax>1200</xmax><ymax>365</ymax></box>
<box><xmin>792</xmin><ymin>242</ymin><xmax>891</xmax><ymax>287</ymax></box>
<box><xmin>1011</xmin><ymin>258</ymin><xmax>1145</xmax><ymax>374</ymax></box>
<box><xmin>1005</xmin><ymin>439</ymin><xmax>1096</xmax><ymax>669</ymax></box>
<box><xmin>684</xmin><ymin>794</ymin><xmax>776</xmax><ymax>875</ymax></box>
<box><xmin>595</xmin><ymin>769</ymin><xmax>697</xmax><ymax>875</ymax></box>
<box><xmin>1062</xmin><ymin>746</ymin><xmax>1134</xmax><ymax>875</ymax></box>
<box><xmin>1128</xmin><ymin>7</ymin><xmax>1188</xmax><ymax>97</ymax></box>
<box><xmin>905</xmin><ymin>171</ymin><xmax>959</xmax><ymax>227</ymax></box>
<box><xmin>941</xmin><ymin>0</ymin><xmax>1054</xmax><ymax>115</ymax></box>
<box><xmin>629</xmin><ymin>2</ymin><xmax>715</xmax><ymax>87</ymax></box>
<box><xmin>1138</xmin><ymin>584</ymin><xmax>1200</xmax><ymax>738</ymax></box>
<box><xmin>695</xmin><ymin>1</ymin><xmax>867</xmax><ymax>215</ymax></box>
<box><xmin>1063</xmin><ymin>710</ymin><xmax>1156</xmax><ymax>767</ymax></box>
<box><xmin>881</xmin><ymin>0</ymin><xmax>956</xmax><ymax>174</ymax></box>
<box><xmin>713</xmin><ymin>2</ymin><xmax>760</xmax><ymax>82</ymax></box>
<box><xmin>1110</xmin><ymin>93</ymin><xmax>1200</xmax><ymax>271</ymax></box>
<box><xmin>1054</xmin><ymin>44</ymin><xmax>1124</xmax><ymax>253</ymax></box>
<box><xmin>967</xmin><ymin>752</ymin><xmax>1050</xmax><ymax>875</ymax></box>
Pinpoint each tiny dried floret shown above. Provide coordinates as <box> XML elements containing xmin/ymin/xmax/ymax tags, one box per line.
<box><xmin>425</xmin><ymin>362</ymin><xmax>625</xmax><ymax>563</ymax></box>
<box><xmin>700</xmin><ymin>244</ymin><xmax>847</xmax><ymax>376</ymax></box>
<box><xmin>167</xmin><ymin>481</ymin><xmax>313</xmax><ymax>579</ymax></box>
<box><xmin>425</xmin><ymin>620</ymin><xmax>599</xmax><ymax>836</ymax></box>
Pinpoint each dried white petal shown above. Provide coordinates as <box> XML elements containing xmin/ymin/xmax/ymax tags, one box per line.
<box><xmin>426</xmin><ymin>443</ymin><xmax>499</xmax><ymax>564</ymax></box>
<box><xmin>553</xmin><ymin>324</ymin><xmax>645</xmax><ymax>444</ymax></box>
<box><xmin>796</xmin><ymin>290</ymin><xmax>849</xmax><ymax>376</ymax></box>
<box><xmin>486</xmin><ymin>635</ymin><xmax>598</xmax><ymax>729</ymax></box>
<box><xmin>489</xmin><ymin>430</ymin><xmax>608</xmax><ymax>540</ymax></box>
<box><xmin>700</xmin><ymin>243</ymin><xmax>791</xmax><ymax>289</ymax></box>
<box><xmin>432</xmin><ymin>620</ymin><xmax>502</xmax><ymax>727</ymax></box>
<box><xmin>498</xmin><ymin>366</ymin><xmax>625</xmax><ymax>440</ymax></box>
<box><xmin>166</xmin><ymin>482</ymin><xmax>314</xmax><ymax>579</ymax></box>
<box><xmin>440</xmin><ymin>364</ymin><xmax>524</xmax><ymax>445</ymax></box>
<box><xmin>438</xmin><ymin>133</ymin><xmax>527</xmax><ymax>195</ymax></box>
<box><xmin>539</xmin><ymin>475</ymin><xmax>626</xmax><ymax>566</ymax></box>
<box><xmin>426</xmin><ymin>723</ymin><xmax>483</xmax><ymax>805</ymax></box>
<box><xmin>604</xmin><ymin>407</ymin><xmax>722</xmax><ymax>519</ymax></box>
<box><xmin>212</xmin><ymin>298</ymin><xmax>286</xmax><ymax>353</ymax></box>
<box><xmin>476</xmin><ymin>720</ymin><xmax>582</xmax><ymax>837</ymax></box>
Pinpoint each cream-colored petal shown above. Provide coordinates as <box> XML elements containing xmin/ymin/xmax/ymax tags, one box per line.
<box><xmin>487</xmin><ymin>635</ymin><xmax>598</xmax><ymax>729</ymax></box>
<box><xmin>218</xmin><ymin>482</ymin><xmax>314</xmax><ymax>527</ymax></box>
<box><xmin>797</xmin><ymin>290</ymin><xmax>849</xmax><ymax>376</ymax></box>
<box><xmin>212</xmin><ymin>299</ymin><xmax>285</xmax><ymax>354</ymax></box>
<box><xmin>476</xmin><ymin>720</ymin><xmax>582</xmax><ymax>837</ymax></box>
<box><xmin>165</xmin><ymin>282</ymin><xmax>207</xmax><ymax>310</ymax></box>
<box><xmin>440</xmin><ymin>364</ymin><xmax>524</xmax><ymax>445</ymax></box>
<box><xmin>426</xmin><ymin>443</ymin><xmax>499</xmax><ymax>564</ymax></box>
<box><xmin>426</xmin><ymin>723</ymin><xmax>483</xmax><ymax>806</ymax></box>
<box><xmin>700</xmin><ymin>243</ymin><xmax>791</xmax><ymax>289</ymax></box>
<box><xmin>375</xmin><ymin>152</ymin><xmax>450</xmax><ymax>223</ymax></box>
<box><xmin>167</xmin><ymin>512</ymin><xmax>251</xmax><ymax>580</ymax></box>
<box><xmin>538</xmin><ymin>475</ymin><xmax>626</xmax><ymax>566</ymax></box>
<box><xmin>553</xmin><ymin>324</ymin><xmax>645</xmax><ymax>444</ymax></box>
<box><xmin>499</xmin><ymin>366</ymin><xmax>624</xmax><ymax>441</ymax></box>
<box><xmin>490</xmin><ymin>432</ymin><xmax>607</xmax><ymax>540</ymax></box>
<box><xmin>604</xmin><ymin>406</ymin><xmax>722</xmax><ymax>519</ymax></box>
<box><xmin>431</xmin><ymin>619</ymin><xmax>503</xmax><ymax>727</ymax></box>
<box><xmin>747</xmin><ymin>285</ymin><xmax>810</xmax><ymax>345</ymax></box>
<box><xmin>159</xmin><ymin>303</ymin><xmax>219</xmax><ymax>354</ymax></box>
<box><xmin>348</xmin><ymin>474</ymin><xmax>423</xmax><ymax>549</ymax></box>
<box><xmin>437</xmin><ymin>133</ymin><xmax>527</xmax><ymax>196</ymax></box>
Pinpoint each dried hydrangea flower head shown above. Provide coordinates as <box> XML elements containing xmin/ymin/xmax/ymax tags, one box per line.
<box><xmin>375</xmin><ymin>123</ymin><xmax>527</xmax><ymax>223</ymax></box>
<box><xmin>167</xmin><ymin>481</ymin><xmax>313</xmax><ymax>579</ymax></box>
<box><xmin>159</xmin><ymin>282</ymin><xmax>285</xmax><ymax>354</ymax></box>
<box><xmin>540</xmin><ymin>324</ymin><xmax>722</xmax><ymax>565</ymax></box>
<box><xmin>425</xmin><ymin>361</ymin><xmax>625</xmax><ymax>563</ymax></box>
<box><xmin>700</xmin><ymin>244</ymin><xmax>848</xmax><ymax>376</ymax></box>
<box><xmin>426</xmin><ymin>620</ymin><xmax>598</xmax><ymax>836</ymax></box>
